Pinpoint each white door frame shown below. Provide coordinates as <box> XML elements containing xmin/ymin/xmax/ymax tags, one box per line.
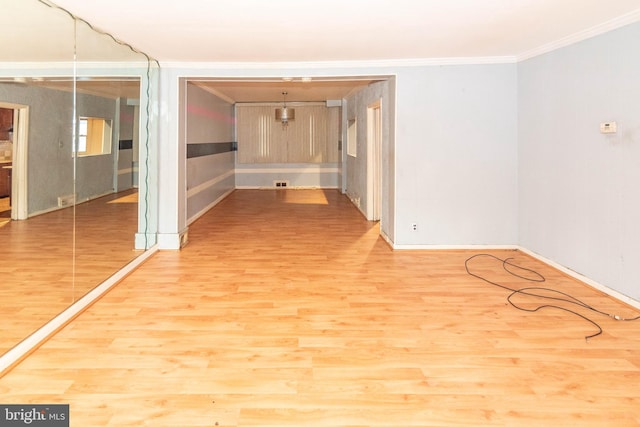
<box><xmin>0</xmin><ymin>103</ymin><xmax>28</xmax><ymax>220</ymax></box>
<box><xmin>366</xmin><ymin>100</ymin><xmax>382</xmax><ymax>221</ymax></box>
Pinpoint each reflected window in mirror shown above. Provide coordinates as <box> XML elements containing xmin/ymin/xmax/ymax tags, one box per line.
<box><xmin>76</xmin><ymin>116</ymin><xmax>112</xmax><ymax>156</ymax></box>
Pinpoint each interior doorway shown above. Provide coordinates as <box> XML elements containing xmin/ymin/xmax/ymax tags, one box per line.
<box><xmin>0</xmin><ymin>102</ymin><xmax>29</xmax><ymax>221</ymax></box>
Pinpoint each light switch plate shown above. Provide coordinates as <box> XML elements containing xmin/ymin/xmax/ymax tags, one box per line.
<box><xmin>600</xmin><ymin>122</ymin><xmax>617</xmax><ymax>134</ymax></box>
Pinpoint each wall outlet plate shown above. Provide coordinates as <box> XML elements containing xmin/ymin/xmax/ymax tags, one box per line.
<box><xmin>600</xmin><ymin>122</ymin><xmax>617</xmax><ymax>134</ymax></box>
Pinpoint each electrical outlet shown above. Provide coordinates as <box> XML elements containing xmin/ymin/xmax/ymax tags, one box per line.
<box><xmin>411</xmin><ymin>223</ymin><xmax>418</xmax><ymax>231</ymax></box>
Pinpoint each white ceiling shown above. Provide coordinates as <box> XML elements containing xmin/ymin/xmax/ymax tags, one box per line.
<box><xmin>49</xmin><ymin>0</ymin><xmax>640</xmax><ymax>63</ymax></box>
<box><xmin>3</xmin><ymin>0</ymin><xmax>640</xmax><ymax>102</ymax></box>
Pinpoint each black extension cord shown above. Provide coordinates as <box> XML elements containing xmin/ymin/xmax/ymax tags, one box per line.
<box><xmin>464</xmin><ymin>253</ymin><xmax>640</xmax><ymax>340</ymax></box>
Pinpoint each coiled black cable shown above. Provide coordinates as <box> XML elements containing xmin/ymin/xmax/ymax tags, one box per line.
<box><xmin>465</xmin><ymin>253</ymin><xmax>640</xmax><ymax>340</ymax></box>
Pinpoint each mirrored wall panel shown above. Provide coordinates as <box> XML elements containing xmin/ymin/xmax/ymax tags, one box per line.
<box><xmin>0</xmin><ymin>0</ymin><xmax>157</xmax><ymax>359</ymax></box>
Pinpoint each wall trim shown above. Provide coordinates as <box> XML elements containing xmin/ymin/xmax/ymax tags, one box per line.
<box><xmin>517</xmin><ymin>246</ymin><xmax>640</xmax><ymax>310</ymax></box>
<box><xmin>236</xmin><ymin>185</ymin><xmax>339</xmax><ymax>190</ymax></box>
<box><xmin>186</xmin><ymin>142</ymin><xmax>236</xmax><ymax>158</ymax></box>
<box><xmin>157</xmin><ymin>229</ymin><xmax>188</xmax><ymax>250</ymax></box>
<box><xmin>186</xmin><ymin>169</ymin><xmax>234</xmax><ymax>198</ymax></box>
<box><xmin>389</xmin><ymin>242</ymin><xmax>640</xmax><ymax>309</ymax></box>
<box><xmin>518</xmin><ymin>9</ymin><xmax>640</xmax><ymax>61</ymax></box>
<box><xmin>236</xmin><ymin>167</ymin><xmax>340</xmax><ymax>174</ymax></box>
<box><xmin>393</xmin><ymin>244</ymin><xmax>519</xmax><ymax>250</ymax></box>
<box><xmin>380</xmin><ymin>229</ymin><xmax>394</xmax><ymax>249</ymax></box>
<box><xmin>117</xmin><ymin>167</ymin><xmax>134</xmax><ymax>176</ymax></box>
<box><xmin>0</xmin><ymin>246</ymin><xmax>159</xmax><ymax>376</ymax></box>
<box><xmin>161</xmin><ymin>56</ymin><xmax>517</xmax><ymax>70</ymax></box>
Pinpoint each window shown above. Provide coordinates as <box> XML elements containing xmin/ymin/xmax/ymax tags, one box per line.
<box><xmin>76</xmin><ymin>117</ymin><xmax>112</xmax><ymax>156</ymax></box>
<box><xmin>347</xmin><ymin>118</ymin><xmax>357</xmax><ymax>157</ymax></box>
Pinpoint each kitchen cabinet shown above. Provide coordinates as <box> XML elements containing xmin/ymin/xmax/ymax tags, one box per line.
<box><xmin>0</xmin><ymin>164</ymin><xmax>11</xmax><ymax>198</ymax></box>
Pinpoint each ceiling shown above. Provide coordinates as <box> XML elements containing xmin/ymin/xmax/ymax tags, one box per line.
<box><xmin>3</xmin><ymin>0</ymin><xmax>640</xmax><ymax>103</ymax></box>
<box><xmin>190</xmin><ymin>78</ymin><xmax>383</xmax><ymax>103</ymax></box>
<box><xmin>48</xmin><ymin>0</ymin><xmax>640</xmax><ymax>63</ymax></box>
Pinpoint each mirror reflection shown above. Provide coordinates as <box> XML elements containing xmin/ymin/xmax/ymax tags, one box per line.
<box><xmin>0</xmin><ymin>0</ymin><xmax>157</xmax><ymax>359</ymax></box>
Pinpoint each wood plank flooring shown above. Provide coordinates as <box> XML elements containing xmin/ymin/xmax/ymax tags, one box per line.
<box><xmin>1</xmin><ymin>189</ymin><xmax>640</xmax><ymax>426</ymax></box>
<box><xmin>0</xmin><ymin>190</ymin><xmax>142</xmax><ymax>355</ymax></box>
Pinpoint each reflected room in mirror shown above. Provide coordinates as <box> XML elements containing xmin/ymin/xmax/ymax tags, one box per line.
<box><xmin>0</xmin><ymin>0</ymin><xmax>158</xmax><ymax>365</ymax></box>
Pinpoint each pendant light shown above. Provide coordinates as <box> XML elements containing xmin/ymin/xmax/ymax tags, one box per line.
<box><xmin>275</xmin><ymin>91</ymin><xmax>295</xmax><ymax>127</ymax></box>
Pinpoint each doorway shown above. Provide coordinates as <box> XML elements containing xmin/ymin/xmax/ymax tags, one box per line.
<box><xmin>0</xmin><ymin>107</ymin><xmax>12</xmax><ymax>223</ymax></box>
<box><xmin>0</xmin><ymin>103</ymin><xmax>29</xmax><ymax>221</ymax></box>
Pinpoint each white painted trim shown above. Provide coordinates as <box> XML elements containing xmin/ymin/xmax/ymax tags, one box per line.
<box><xmin>187</xmin><ymin>188</ymin><xmax>234</xmax><ymax>225</ymax></box>
<box><xmin>236</xmin><ymin>167</ymin><xmax>340</xmax><ymax>174</ymax></box>
<box><xmin>12</xmin><ymin>106</ymin><xmax>28</xmax><ymax>220</ymax></box>
<box><xmin>0</xmin><ymin>61</ymin><xmax>150</xmax><ymax>72</ymax></box>
<box><xmin>388</xmin><ymin>242</ymin><xmax>640</xmax><ymax>309</ymax></box>
<box><xmin>393</xmin><ymin>244</ymin><xmax>519</xmax><ymax>250</ymax></box>
<box><xmin>0</xmin><ymin>61</ymin><xmax>75</xmax><ymax>71</ymax></box>
<box><xmin>28</xmin><ymin>190</ymin><xmax>117</xmax><ymax>218</ymax></box>
<box><xmin>235</xmin><ymin>101</ymin><xmax>326</xmax><ymax>107</ymax></box>
<box><xmin>517</xmin><ymin>246</ymin><xmax>640</xmax><ymax>310</ymax></box>
<box><xmin>117</xmin><ymin>167</ymin><xmax>135</xmax><ymax>175</ymax></box>
<box><xmin>235</xmin><ymin>185</ymin><xmax>339</xmax><ymax>190</ymax></box>
<box><xmin>157</xmin><ymin>231</ymin><xmax>187</xmax><ymax>250</ymax></box>
<box><xmin>380</xmin><ymin>229</ymin><xmax>394</xmax><ymax>248</ymax></box>
<box><xmin>518</xmin><ymin>8</ymin><xmax>640</xmax><ymax>61</ymax></box>
<box><xmin>76</xmin><ymin>190</ymin><xmax>114</xmax><ymax>204</ymax></box>
<box><xmin>186</xmin><ymin>169</ymin><xmax>234</xmax><ymax>198</ymax></box>
<box><xmin>191</xmin><ymin>83</ymin><xmax>236</xmax><ymax>104</ymax></box>
<box><xmin>0</xmin><ymin>246</ymin><xmax>159</xmax><ymax>375</ymax></box>
<box><xmin>161</xmin><ymin>56</ymin><xmax>517</xmax><ymax>70</ymax></box>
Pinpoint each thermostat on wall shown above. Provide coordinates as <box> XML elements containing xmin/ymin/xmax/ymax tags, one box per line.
<box><xmin>600</xmin><ymin>121</ymin><xmax>617</xmax><ymax>134</ymax></box>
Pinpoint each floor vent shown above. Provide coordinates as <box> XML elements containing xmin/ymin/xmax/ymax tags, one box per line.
<box><xmin>57</xmin><ymin>194</ymin><xmax>75</xmax><ymax>207</ymax></box>
<box><xmin>274</xmin><ymin>180</ymin><xmax>289</xmax><ymax>188</ymax></box>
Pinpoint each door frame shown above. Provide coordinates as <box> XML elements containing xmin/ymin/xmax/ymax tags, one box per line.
<box><xmin>0</xmin><ymin>102</ymin><xmax>29</xmax><ymax>220</ymax></box>
<box><xmin>366</xmin><ymin>99</ymin><xmax>382</xmax><ymax>221</ymax></box>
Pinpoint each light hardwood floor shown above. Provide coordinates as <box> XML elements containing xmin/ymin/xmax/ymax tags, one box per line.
<box><xmin>1</xmin><ymin>189</ymin><xmax>639</xmax><ymax>426</ymax></box>
<box><xmin>0</xmin><ymin>190</ymin><xmax>141</xmax><ymax>355</ymax></box>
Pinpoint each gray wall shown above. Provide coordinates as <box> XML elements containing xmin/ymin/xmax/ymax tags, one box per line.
<box><xmin>0</xmin><ymin>83</ymin><xmax>74</xmax><ymax>214</ymax></box>
<box><xmin>0</xmin><ymin>83</ymin><xmax>119</xmax><ymax>215</ymax></box>
<box><xmin>186</xmin><ymin>83</ymin><xmax>235</xmax><ymax>223</ymax></box>
<box><xmin>518</xmin><ymin>22</ymin><xmax>640</xmax><ymax>301</ymax></box>
<box><xmin>394</xmin><ymin>63</ymin><xmax>519</xmax><ymax>246</ymax></box>
<box><xmin>158</xmin><ymin>23</ymin><xmax>637</xmax><ymax>305</ymax></box>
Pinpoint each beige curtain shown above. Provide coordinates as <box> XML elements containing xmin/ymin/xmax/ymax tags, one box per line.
<box><xmin>237</xmin><ymin>105</ymin><xmax>340</xmax><ymax>164</ymax></box>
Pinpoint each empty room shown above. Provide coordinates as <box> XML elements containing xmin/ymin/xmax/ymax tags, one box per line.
<box><xmin>1</xmin><ymin>0</ymin><xmax>640</xmax><ymax>425</ymax></box>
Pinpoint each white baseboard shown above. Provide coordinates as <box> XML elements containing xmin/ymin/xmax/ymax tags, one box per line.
<box><xmin>386</xmin><ymin>239</ymin><xmax>640</xmax><ymax>309</ymax></box>
<box><xmin>392</xmin><ymin>244</ymin><xmax>518</xmax><ymax>250</ymax></box>
<box><xmin>235</xmin><ymin>185</ymin><xmax>339</xmax><ymax>190</ymax></box>
<box><xmin>187</xmin><ymin>188</ymin><xmax>235</xmax><ymax>225</ymax></box>
<box><xmin>517</xmin><ymin>246</ymin><xmax>640</xmax><ymax>310</ymax></box>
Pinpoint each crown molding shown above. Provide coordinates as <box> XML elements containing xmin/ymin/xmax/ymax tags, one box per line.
<box><xmin>160</xmin><ymin>56</ymin><xmax>517</xmax><ymax>70</ymax></box>
<box><xmin>518</xmin><ymin>8</ymin><xmax>640</xmax><ymax>61</ymax></box>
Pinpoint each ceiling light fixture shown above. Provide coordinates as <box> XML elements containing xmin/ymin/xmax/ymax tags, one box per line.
<box><xmin>275</xmin><ymin>91</ymin><xmax>295</xmax><ymax>127</ymax></box>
